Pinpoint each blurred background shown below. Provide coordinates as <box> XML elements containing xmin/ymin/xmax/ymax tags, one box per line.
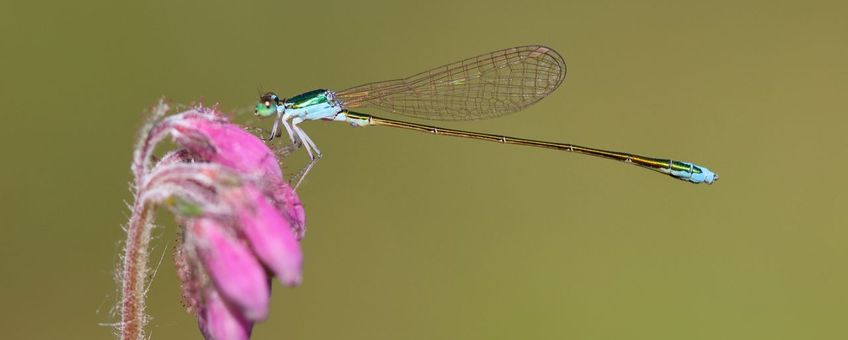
<box><xmin>1</xmin><ymin>0</ymin><xmax>846</xmax><ymax>339</ymax></box>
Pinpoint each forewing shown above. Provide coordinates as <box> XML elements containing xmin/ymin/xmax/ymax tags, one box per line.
<box><xmin>335</xmin><ymin>45</ymin><xmax>566</xmax><ymax>120</ymax></box>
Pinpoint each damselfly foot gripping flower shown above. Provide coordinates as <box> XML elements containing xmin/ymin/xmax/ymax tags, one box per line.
<box><xmin>118</xmin><ymin>100</ymin><xmax>305</xmax><ymax>340</ymax></box>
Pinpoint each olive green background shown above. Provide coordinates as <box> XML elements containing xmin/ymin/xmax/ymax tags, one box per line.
<box><xmin>1</xmin><ymin>0</ymin><xmax>846</xmax><ymax>339</ymax></box>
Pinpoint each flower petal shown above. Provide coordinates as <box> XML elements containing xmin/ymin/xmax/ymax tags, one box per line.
<box><xmin>270</xmin><ymin>181</ymin><xmax>306</xmax><ymax>239</ymax></box>
<box><xmin>189</xmin><ymin>218</ymin><xmax>270</xmax><ymax>321</ymax></box>
<box><xmin>232</xmin><ymin>185</ymin><xmax>303</xmax><ymax>286</ymax></box>
<box><xmin>197</xmin><ymin>288</ymin><xmax>253</xmax><ymax>340</ymax></box>
<box><xmin>178</xmin><ymin>114</ymin><xmax>283</xmax><ymax>183</ymax></box>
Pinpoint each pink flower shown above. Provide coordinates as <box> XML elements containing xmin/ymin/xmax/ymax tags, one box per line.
<box><xmin>119</xmin><ymin>100</ymin><xmax>304</xmax><ymax>340</ymax></box>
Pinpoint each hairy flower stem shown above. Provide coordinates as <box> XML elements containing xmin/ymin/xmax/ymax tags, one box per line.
<box><xmin>120</xmin><ymin>201</ymin><xmax>155</xmax><ymax>340</ymax></box>
<box><xmin>120</xmin><ymin>100</ymin><xmax>169</xmax><ymax>340</ymax></box>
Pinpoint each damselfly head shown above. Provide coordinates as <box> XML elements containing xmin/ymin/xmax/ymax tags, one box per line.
<box><xmin>255</xmin><ymin>92</ymin><xmax>282</xmax><ymax>117</ymax></box>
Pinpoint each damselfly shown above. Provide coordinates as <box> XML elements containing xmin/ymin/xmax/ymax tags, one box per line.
<box><xmin>254</xmin><ymin>45</ymin><xmax>718</xmax><ymax>189</ymax></box>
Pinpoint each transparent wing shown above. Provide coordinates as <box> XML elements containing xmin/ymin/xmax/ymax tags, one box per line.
<box><xmin>335</xmin><ymin>45</ymin><xmax>566</xmax><ymax>121</ymax></box>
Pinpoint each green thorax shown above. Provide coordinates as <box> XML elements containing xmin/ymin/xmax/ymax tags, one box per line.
<box><xmin>286</xmin><ymin>89</ymin><xmax>330</xmax><ymax>109</ymax></box>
